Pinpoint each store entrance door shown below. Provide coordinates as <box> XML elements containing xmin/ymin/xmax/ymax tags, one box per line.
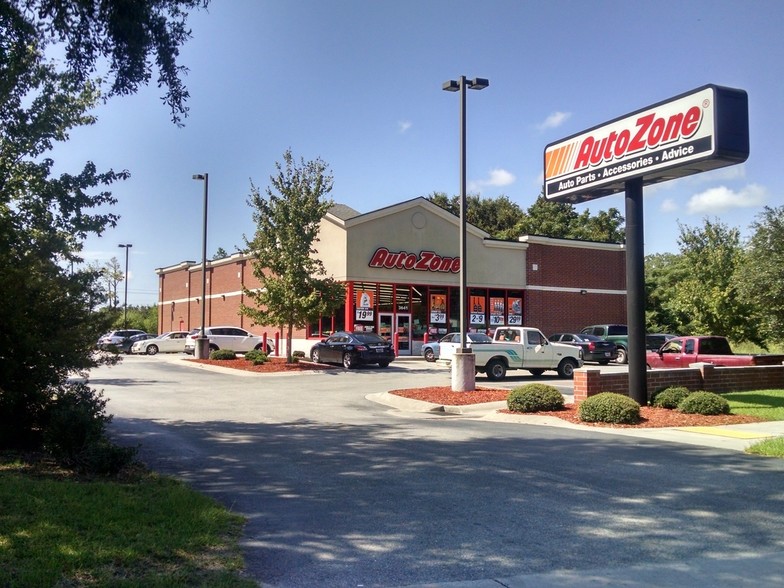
<box><xmin>378</xmin><ymin>313</ymin><xmax>412</xmax><ymax>356</ymax></box>
<box><xmin>396</xmin><ymin>314</ymin><xmax>411</xmax><ymax>355</ymax></box>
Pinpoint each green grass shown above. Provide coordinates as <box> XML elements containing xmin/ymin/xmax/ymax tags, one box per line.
<box><xmin>724</xmin><ymin>389</ymin><xmax>784</xmax><ymax>421</ymax></box>
<box><xmin>723</xmin><ymin>389</ymin><xmax>784</xmax><ymax>457</ymax></box>
<box><xmin>0</xmin><ymin>456</ymin><xmax>255</xmax><ymax>587</ymax></box>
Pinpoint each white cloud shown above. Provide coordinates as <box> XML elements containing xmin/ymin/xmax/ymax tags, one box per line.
<box><xmin>660</xmin><ymin>198</ymin><xmax>679</xmax><ymax>213</ymax></box>
<box><xmin>537</xmin><ymin>111</ymin><xmax>572</xmax><ymax>131</ymax></box>
<box><xmin>398</xmin><ymin>120</ymin><xmax>412</xmax><ymax>133</ymax></box>
<box><xmin>469</xmin><ymin>168</ymin><xmax>516</xmax><ymax>192</ymax></box>
<box><xmin>686</xmin><ymin>183</ymin><xmax>767</xmax><ymax>214</ymax></box>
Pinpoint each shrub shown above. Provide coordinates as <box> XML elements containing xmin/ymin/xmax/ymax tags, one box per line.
<box><xmin>678</xmin><ymin>391</ymin><xmax>730</xmax><ymax>415</ymax></box>
<box><xmin>507</xmin><ymin>384</ymin><xmax>564</xmax><ymax>413</ymax></box>
<box><xmin>578</xmin><ymin>392</ymin><xmax>641</xmax><ymax>424</ymax></box>
<box><xmin>293</xmin><ymin>350</ymin><xmax>306</xmax><ymax>359</ymax></box>
<box><xmin>244</xmin><ymin>349</ymin><xmax>268</xmax><ymax>365</ymax></box>
<box><xmin>210</xmin><ymin>349</ymin><xmax>237</xmax><ymax>360</ymax></box>
<box><xmin>42</xmin><ymin>382</ymin><xmax>138</xmax><ymax>474</ymax></box>
<box><xmin>651</xmin><ymin>386</ymin><xmax>691</xmax><ymax>409</ymax></box>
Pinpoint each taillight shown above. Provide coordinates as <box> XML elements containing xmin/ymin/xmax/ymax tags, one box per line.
<box><xmin>356</xmin><ymin>345</ymin><xmax>368</xmax><ymax>351</ymax></box>
<box><xmin>588</xmin><ymin>342</ymin><xmax>596</xmax><ymax>351</ymax></box>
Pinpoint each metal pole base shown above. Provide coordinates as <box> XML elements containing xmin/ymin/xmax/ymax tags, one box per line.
<box><xmin>451</xmin><ymin>349</ymin><xmax>476</xmax><ymax>392</ymax></box>
<box><xmin>194</xmin><ymin>337</ymin><xmax>211</xmax><ymax>359</ymax></box>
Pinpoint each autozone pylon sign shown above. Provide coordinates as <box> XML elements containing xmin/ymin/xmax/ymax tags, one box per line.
<box><xmin>543</xmin><ymin>84</ymin><xmax>749</xmax><ymax>203</ymax></box>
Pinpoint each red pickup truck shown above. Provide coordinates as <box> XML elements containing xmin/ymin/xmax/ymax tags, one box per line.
<box><xmin>646</xmin><ymin>336</ymin><xmax>784</xmax><ymax>369</ymax></box>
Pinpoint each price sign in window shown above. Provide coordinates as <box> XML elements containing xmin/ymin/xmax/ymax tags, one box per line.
<box><xmin>430</xmin><ymin>294</ymin><xmax>446</xmax><ymax>324</ymax></box>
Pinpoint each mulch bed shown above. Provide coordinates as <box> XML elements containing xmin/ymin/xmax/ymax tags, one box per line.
<box><xmin>186</xmin><ymin>357</ymin><xmax>336</xmax><ymax>373</ymax></box>
<box><xmin>186</xmin><ymin>363</ymin><xmax>766</xmax><ymax>429</ymax></box>
<box><xmin>390</xmin><ymin>386</ymin><xmax>766</xmax><ymax>428</ymax></box>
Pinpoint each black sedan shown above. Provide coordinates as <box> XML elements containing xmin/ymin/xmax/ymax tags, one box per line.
<box><xmin>310</xmin><ymin>331</ymin><xmax>395</xmax><ymax>368</ymax></box>
<box><xmin>548</xmin><ymin>333</ymin><xmax>618</xmax><ymax>364</ymax></box>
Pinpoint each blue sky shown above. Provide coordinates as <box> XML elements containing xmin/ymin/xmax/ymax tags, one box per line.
<box><xmin>53</xmin><ymin>0</ymin><xmax>784</xmax><ymax>306</ymax></box>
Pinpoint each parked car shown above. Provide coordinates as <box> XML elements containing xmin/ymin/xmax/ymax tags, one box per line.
<box><xmin>580</xmin><ymin>324</ymin><xmax>629</xmax><ymax>363</ymax></box>
<box><xmin>548</xmin><ymin>332</ymin><xmax>618</xmax><ymax>364</ymax></box>
<box><xmin>117</xmin><ymin>333</ymin><xmax>154</xmax><ymax>354</ymax></box>
<box><xmin>309</xmin><ymin>331</ymin><xmax>395</xmax><ymax>368</ymax></box>
<box><xmin>131</xmin><ymin>331</ymin><xmax>190</xmax><ymax>355</ymax></box>
<box><xmin>184</xmin><ymin>326</ymin><xmax>274</xmax><ymax>355</ymax></box>
<box><xmin>421</xmin><ymin>332</ymin><xmax>457</xmax><ymax>362</ymax></box>
<box><xmin>96</xmin><ymin>329</ymin><xmax>147</xmax><ymax>350</ymax></box>
<box><xmin>437</xmin><ymin>332</ymin><xmax>495</xmax><ymax>363</ymax></box>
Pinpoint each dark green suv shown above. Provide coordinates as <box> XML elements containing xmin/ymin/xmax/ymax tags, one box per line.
<box><xmin>580</xmin><ymin>324</ymin><xmax>628</xmax><ymax>364</ymax></box>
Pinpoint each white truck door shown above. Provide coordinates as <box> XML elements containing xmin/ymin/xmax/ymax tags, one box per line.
<box><xmin>523</xmin><ymin>329</ymin><xmax>553</xmax><ymax>369</ymax></box>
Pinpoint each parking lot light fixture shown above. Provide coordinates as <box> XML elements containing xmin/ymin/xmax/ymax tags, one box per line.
<box><xmin>118</xmin><ymin>244</ymin><xmax>132</xmax><ymax>328</ymax></box>
<box><xmin>192</xmin><ymin>173</ymin><xmax>210</xmax><ymax>359</ymax></box>
<box><xmin>442</xmin><ymin>76</ymin><xmax>488</xmax><ymax>392</ymax></box>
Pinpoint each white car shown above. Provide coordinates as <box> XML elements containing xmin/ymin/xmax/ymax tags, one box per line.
<box><xmin>184</xmin><ymin>326</ymin><xmax>274</xmax><ymax>355</ymax></box>
<box><xmin>131</xmin><ymin>331</ymin><xmax>190</xmax><ymax>355</ymax></box>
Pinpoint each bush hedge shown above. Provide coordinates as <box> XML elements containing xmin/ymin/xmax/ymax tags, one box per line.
<box><xmin>210</xmin><ymin>349</ymin><xmax>237</xmax><ymax>360</ymax></box>
<box><xmin>507</xmin><ymin>384</ymin><xmax>564</xmax><ymax>413</ymax></box>
<box><xmin>678</xmin><ymin>391</ymin><xmax>730</xmax><ymax>415</ymax></box>
<box><xmin>244</xmin><ymin>349</ymin><xmax>268</xmax><ymax>365</ymax></box>
<box><xmin>578</xmin><ymin>392</ymin><xmax>641</xmax><ymax>424</ymax></box>
<box><xmin>651</xmin><ymin>386</ymin><xmax>691</xmax><ymax>409</ymax></box>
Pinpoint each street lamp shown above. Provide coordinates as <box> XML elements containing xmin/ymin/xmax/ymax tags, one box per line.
<box><xmin>443</xmin><ymin>76</ymin><xmax>489</xmax><ymax>392</ymax></box>
<box><xmin>192</xmin><ymin>173</ymin><xmax>210</xmax><ymax>359</ymax></box>
<box><xmin>118</xmin><ymin>244</ymin><xmax>132</xmax><ymax>328</ymax></box>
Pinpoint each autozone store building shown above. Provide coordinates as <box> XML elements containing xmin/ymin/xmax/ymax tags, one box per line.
<box><xmin>155</xmin><ymin>197</ymin><xmax>626</xmax><ymax>356</ymax></box>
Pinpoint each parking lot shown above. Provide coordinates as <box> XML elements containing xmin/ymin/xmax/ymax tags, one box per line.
<box><xmin>95</xmin><ymin>354</ymin><xmax>784</xmax><ymax>588</ymax></box>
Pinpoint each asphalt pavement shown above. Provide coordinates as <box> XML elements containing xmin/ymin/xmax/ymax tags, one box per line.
<box><xmin>99</xmin><ymin>356</ymin><xmax>784</xmax><ymax>588</ymax></box>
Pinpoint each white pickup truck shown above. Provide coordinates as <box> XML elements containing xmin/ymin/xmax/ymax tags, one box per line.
<box><xmin>440</xmin><ymin>326</ymin><xmax>582</xmax><ymax>381</ymax></box>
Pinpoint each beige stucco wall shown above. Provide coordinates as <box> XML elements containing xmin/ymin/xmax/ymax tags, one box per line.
<box><xmin>320</xmin><ymin>198</ymin><xmax>526</xmax><ymax>289</ymax></box>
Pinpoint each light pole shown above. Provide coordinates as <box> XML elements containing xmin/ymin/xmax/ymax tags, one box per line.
<box><xmin>443</xmin><ymin>76</ymin><xmax>488</xmax><ymax>392</ymax></box>
<box><xmin>118</xmin><ymin>243</ymin><xmax>132</xmax><ymax>328</ymax></box>
<box><xmin>192</xmin><ymin>173</ymin><xmax>210</xmax><ymax>359</ymax></box>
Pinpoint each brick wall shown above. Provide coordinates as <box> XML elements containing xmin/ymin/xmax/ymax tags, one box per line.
<box><xmin>524</xmin><ymin>239</ymin><xmax>626</xmax><ymax>334</ymax></box>
<box><xmin>574</xmin><ymin>364</ymin><xmax>784</xmax><ymax>403</ymax></box>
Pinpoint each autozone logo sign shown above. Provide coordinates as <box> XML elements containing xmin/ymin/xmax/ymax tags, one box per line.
<box><xmin>368</xmin><ymin>247</ymin><xmax>460</xmax><ymax>273</ymax></box>
<box><xmin>543</xmin><ymin>85</ymin><xmax>746</xmax><ymax>204</ymax></box>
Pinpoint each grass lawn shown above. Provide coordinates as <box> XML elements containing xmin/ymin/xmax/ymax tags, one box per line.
<box><xmin>0</xmin><ymin>455</ymin><xmax>255</xmax><ymax>587</ymax></box>
<box><xmin>725</xmin><ymin>389</ymin><xmax>784</xmax><ymax>457</ymax></box>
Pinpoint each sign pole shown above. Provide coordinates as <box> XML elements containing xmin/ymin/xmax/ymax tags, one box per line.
<box><xmin>625</xmin><ymin>177</ymin><xmax>647</xmax><ymax>405</ymax></box>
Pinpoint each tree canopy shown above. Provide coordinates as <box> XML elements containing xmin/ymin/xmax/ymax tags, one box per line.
<box><xmin>241</xmin><ymin>149</ymin><xmax>345</xmax><ymax>362</ymax></box>
<box><xmin>0</xmin><ymin>0</ymin><xmax>205</xmax><ymax>456</ymax></box>
<box><xmin>426</xmin><ymin>192</ymin><xmax>625</xmax><ymax>243</ymax></box>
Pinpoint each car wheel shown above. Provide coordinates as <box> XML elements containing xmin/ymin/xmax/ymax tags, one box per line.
<box><xmin>528</xmin><ymin>369</ymin><xmax>545</xmax><ymax>376</ymax></box>
<box><xmin>343</xmin><ymin>352</ymin><xmax>356</xmax><ymax>369</ymax></box>
<box><xmin>423</xmin><ymin>348</ymin><xmax>436</xmax><ymax>362</ymax></box>
<box><xmin>485</xmin><ymin>359</ymin><xmax>507</xmax><ymax>381</ymax></box>
<box><xmin>146</xmin><ymin>345</ymin><xmax>159</xmax><ymax>356</ymax></box>
<box><xmin>598</xmin><ymin>360</ymin><xmax>609</xmax><ymax>365</ymax></box>
<box><xmin>311</xmin><ymin>348</ymin><xmax>320</xmax><ymax>363</ymax></box>
<box><xmin>615</xmin><ymin>347</ymin><xmax>628</xmax><ymax>364</ymax></box>
<box><xmin>557</xmin><ymin>358</ymin><xmax>578</xmax><ymax>378</ymax></box>
<box><xmin>378</xmin><ymin>361</ymin><xmax>390</xmax><ymax>368</ymax></box>
<box><xmin>209</xmin><ymin>344</ymin><xmax>219</xmax><ymax>352</ymax></box>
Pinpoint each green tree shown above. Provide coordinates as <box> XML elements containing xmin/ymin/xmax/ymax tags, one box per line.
<box><xmin>670</xmin><ymin>218</ymin><xmax>762</xmax><ymax>345</ymax></box>
<box><xmin>241</xmin><ymin>150</ymin><xmax>345</xmax><ymax>362</ymax></box>
<box><xmin>0</xmin><ymin>1</ymin><xmax>205</xmax><ymax>453</ymax></box>
<box><xmin>213</xmin><ymin>247</ymin><xmax>229</xmax><ymax>260</ymax></box>
<box><xmin>426</xmin><ymin>192</ymin><xmax>624</xmax><ymax>242</ymax></box>
<box><xmin>644</xmin><ymin>252</ymin><xmax>690</xmax><ymax>334</ymax></box>
<box><xmin>736</xmin><ymin>206</ymin><xmax>784</xmax><ymax>344</ymax></box>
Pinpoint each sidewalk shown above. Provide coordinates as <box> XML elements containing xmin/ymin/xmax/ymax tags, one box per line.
<box><xmin>367</xmin><ymin>391</ymin><xmax>784</xmax><ymax>453</ymax></box>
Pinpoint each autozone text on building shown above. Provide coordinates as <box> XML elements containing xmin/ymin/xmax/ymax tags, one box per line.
<box><xmin>368</xmin><ymin>247</ymin><xmax>460</xmax><ymax>273</ymax></box>
<box><xmin>542</xmin><ymin>85</ymin><xmax>751</xmax><ymax>203</ymax></box>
